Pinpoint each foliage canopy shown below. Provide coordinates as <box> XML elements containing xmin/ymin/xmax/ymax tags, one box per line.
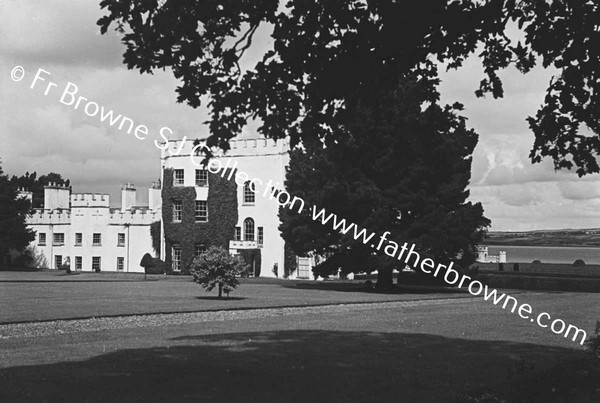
<box><xmin>0</xmin><ymin>163</ymin><xmax>35</xmax><ymax>259</ymax></box>
<box><xmin>99</xmin><ymin>0</ymin><xmax>600</xmax><ymax>175</ymax></box>
<box><xmin>190</xmin><ymin>246</ymin><xmax>248</xmax><ymax>298</ymax></box>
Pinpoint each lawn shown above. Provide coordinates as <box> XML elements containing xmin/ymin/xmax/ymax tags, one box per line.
<box><xmin>0</xmin><ymin>270</ymin><xmax>473</xmax><ymax>323</ymax></box>
<box><xmin>1</xmin><ymin>270</ymin><xmax>599</xmax><ymax>402</ymax></box>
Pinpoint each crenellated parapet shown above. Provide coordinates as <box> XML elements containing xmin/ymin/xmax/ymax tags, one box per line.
<box><xmin>228</xmin><ymin>137</ymin><xmax>289</xmax><ymax>155</ymax></box>
<box><xmin>71</xmin><ymin>193</ymin><xmax>110</xmax><ymax>207</ymax></box>
<box><xmin>161</xmin><ymin>136</ymin><xmax>289</xmax><ymax>161</ymax></box>
<box><xmin>27</xmin><ymin>209</ymin><xmax>71</xmax><ymax>225</ymax></box>
<box><xmin>109</xmin><ymin>209</ymin><xmax>161</xmax><ymax>225</ymax></box>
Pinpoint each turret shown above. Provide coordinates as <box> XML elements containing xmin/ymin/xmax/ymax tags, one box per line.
<box><xmin>148</xmin><ymin>180</ymin><xmax>161</xmax><ymax>211</ymax></box>
<box><xmin>44</xmin><ymin>182</ymin><xmax>70</xmax><ymax>210</ymax></box>
<box><xmin>121</xmin><ymin>182</ymin><xmax>136</xmax><ymax>211</ymax></box>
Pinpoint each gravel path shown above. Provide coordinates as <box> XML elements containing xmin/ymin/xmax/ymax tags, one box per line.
<box><xmin>0</xmin><ymin>298</ymin><xmax>471</xmax><ymax>340</ymax></box>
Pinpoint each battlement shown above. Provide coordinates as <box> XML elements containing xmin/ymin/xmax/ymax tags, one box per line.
<box><xmin>161</xmin><ymin>136</ymin><xmax>289</xmax><ymax>160</ymax></box>
<box><xmin>27</xmin><ymin>209</ymin><xmax>71</xmax><ymax>224</ymax></box>
<box><xmin>71</xmin><ymin>193</ymin><xmax>110</xmax><ymax>207</ymax></box>
<box><xmin>44</xmin><ymin>181</ymin><xmax>69</xmax><ymax>189</ymax></box>
<box><xmin>229</xmin><ymin>137</ymin><xmax>288</xmax><ymax>152</ymax></box>
<box><xmin>109</xmin><ymin>209</ymin><xmax>160</xmax><ymax>225</ymax></box>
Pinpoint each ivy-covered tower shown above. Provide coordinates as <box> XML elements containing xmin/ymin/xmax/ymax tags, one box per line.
<box><xmin>160</xmin><ymin>136</ymin><xmax>302</xmax><ymax>278</ymax></box>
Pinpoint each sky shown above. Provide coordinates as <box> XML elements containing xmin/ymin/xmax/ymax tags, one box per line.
<box><xmin>1</xmin><ymin>0</ymin><xmax>599</xmax><ymax>231</ymax></box>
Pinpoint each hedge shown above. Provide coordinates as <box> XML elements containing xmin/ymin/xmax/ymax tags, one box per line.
<box><xmin>477</xmin><ymin>273</ymin><xmax>600</xmax><ymax>293</ymax></box>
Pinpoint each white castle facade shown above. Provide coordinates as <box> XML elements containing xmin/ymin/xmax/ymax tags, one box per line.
<box><xmin>22</xmin><ymin>182</ymin><xmax>161</xmax><ymax>273</ymax></box>
<box><xmin>20</xmin><ymin>136</ymin><xmax>313</xmax><ymax>278</ymax></box>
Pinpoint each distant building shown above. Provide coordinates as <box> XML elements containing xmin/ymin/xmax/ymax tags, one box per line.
<box><xmin>23</xmin><ymin>182</ymin><xmax>161</xmax><ymax>272</ymax></box>
<box><xmin>476</xmin><ymin>245</ymin><xmax>507</xmax><ymax>263</ymax></box>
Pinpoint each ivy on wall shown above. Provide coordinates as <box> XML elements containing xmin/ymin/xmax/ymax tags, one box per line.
<box><xmin>238</xmin><ymin>248</ymin><xmax>261</xmax><ymax>277</ymax></box>
<box><xmin>284</xmin><ymin>242</ymin><xmax>297</xmax><ymax>278</ymax></box>
<box><xmin>150</xmin><ymin>221</ymin><xmax>161</xmax><ymax>256</ymax></box>
<box><xmin>162</xmin><ymin>168</ymin><xmax>238</xmax><ymax>274</ymax></box>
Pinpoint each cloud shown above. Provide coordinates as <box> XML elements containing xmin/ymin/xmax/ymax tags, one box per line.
<box><xmin>558</xmin><ymin>181</ymin><xmax>600</xmax><ymax>200</ymax></box>
<box><xmin>0</xmin><ymin>0</ymin><xmax>123</xmax><ymax>68</ymax></box>
<box><xmin>470</xmin><ymin>184</ymin><xmax>600</xmax><ymax>230</ymax></box>
<box><xmin>1</xmin><ymin>0</ymin><xmax>598</xmax><ymax>231</ymax></box>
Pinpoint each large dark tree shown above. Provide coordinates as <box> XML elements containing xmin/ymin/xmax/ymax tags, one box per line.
<box><xmin>279</xmin><ymin>71</ymin><xmax>490</xmax><ymax>288</ymax></box>
<box><xmin>0</xmin><ymin>162</ymin><xmax>35</xmax><ymax>261</ymax></box>
<box><xmin>99</xmin><ymin>0</ymin><xmax>600</xmax><ymax>175</ymax></box>
<box><xmin>10</xmin><ymin>172</ymin><xmax>70</xmax><ymax>209</ymax></box>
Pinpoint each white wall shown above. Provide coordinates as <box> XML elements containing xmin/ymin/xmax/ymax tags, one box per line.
<box><xmin>161</xmin><ymin>137</ymin><xmax>293</xmax><ymax>278</ymax></box>
<box><xmin>26</xmin><ymin>188</ymin><xmax>159</xmax><ymax>273</ymax></box>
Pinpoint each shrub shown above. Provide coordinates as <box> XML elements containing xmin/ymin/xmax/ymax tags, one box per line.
<box><xmin>59</xmin><ymin>262</ymin><xmax>71</xmax><ymax>274</ymax></box>
<box><xmin>585</xmin><ymin>320</ymin><xmax>600</xmax><ymax>357</ymax></box>
<box><xmin>140</xmin><ymin>253</ymin><xmax>154</xmax><ymax>268</ymax></box>
<box><xmin>140</xmin><ymin>253</ymin><xmax>170</xmax><ymax>275</ymax></box>
<box><xmin>573</xmin><ymin>259</ymin><xmax>586</xmax><ymax>266</ymax></box>
<box><xmin>94</xmin><ymin>267</ymin><xmax>101</xmax><ymax>273</ymax></box>
<box><xmin>190</xmin><ymin>246</ymin><xmax>248</xmax><ymax>298</ymax></box>
<box><xmin>532</xmin><ymin>259</ymin><xmax>541</xmax><ymax>264</ymax></box>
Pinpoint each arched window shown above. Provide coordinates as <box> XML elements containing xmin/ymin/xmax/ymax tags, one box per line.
<box><xmin>244</xmin><ymin>217</ymin><xmax>255</xmax><ymax>241</ymax></box>
<box><xmin>243</xmin><ymin>181</ymin><xmax>255</xmax><ymax>204</ymax></box>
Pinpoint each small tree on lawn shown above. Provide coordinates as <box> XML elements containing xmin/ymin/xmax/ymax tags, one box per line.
<box><xmin>191</xmin><ymin>246</ymin><xmax>248</xmax><ymax>298</ymax></box>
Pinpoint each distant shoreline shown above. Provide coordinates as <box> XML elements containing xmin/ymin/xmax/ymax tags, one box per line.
<box><xmin>485</xmin><ymin>242</ymin><xmax>600</xmax><ymax>248</ymax></box>
<box><xmin>484</xmin><ymin>230</ymin><xmax>600</xmax><ymax>248</ymax></box>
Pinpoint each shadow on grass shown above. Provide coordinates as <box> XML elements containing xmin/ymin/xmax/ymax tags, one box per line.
<box><xmin>194</xmin><ymin>296</ymin><xmax>247</xmax><ymax>301</ymax></box>
<box><xmin>284</xmin><ymin>281</ymin><xmax>468</xmax><ymax>295</ymax></box>
<box><xmin>1</xmin><ymin>330</ymin><xmax>598</xmax><ymax>402</ymax></box>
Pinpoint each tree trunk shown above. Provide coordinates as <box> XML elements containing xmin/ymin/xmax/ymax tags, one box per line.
<box><xmin>376</xmin><ymin>265</ymin><xmax>394</xmax><ymax>292</ymax></box>
<box><xmin>218</xmin><ymin>283</ymin><xmax>223</xmax><ymax>298</ymax></box>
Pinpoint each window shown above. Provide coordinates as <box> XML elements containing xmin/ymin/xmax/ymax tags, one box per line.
<box><xmin>258</xmin><ymin>227</ymin><xmax>264</xmax><ymax>247</ymax></box>
<box><xmin>174</xmin><ymin>169</ymin><xmax>184</xmax><ymax>185</ymax></box>
<box><xmin>172</xmin><ymin>200</ymin><xmax>182</xmax><ymax>222</ymax></box>
<box><xmin>92</xmin><ymin>257</ymin><xmax>101</xmax><ymax>271</ymax></box>
<box><xmin>270</xmin><ymin>187</ymin><xmax>281</xmax><ymax>199</ymax></box>
<box><xmin>243</xmin><ymin>181</ymin><xmax>255</xmax><ymax>204</ymax></box>
<box><xmin>53</xmin><ymin>233</ymin><xmax>65</xmax><ymax>246</ymax></box>
<box><xmin>75</xmin><ymin>233</ymin><xmax>82</xmax><ymax>246</ymax></box>
<box><xmin>195</xmin><ymin>244</ymin><xmax>206</xmax><ymax>257</ymax></box>
<box><xmin>244</xmin><ymin>218</ymin><xmax>255</xmax><ymax>241</ymax></box>
<box><xmin>55</xmin><ymin>255</ymin><xmax>62</xmax><ymax>269</ymax></box>
<box><xmin>118</xmin><ymin>233</ymin><xmax>125</xmax><ymax>246</ymax></box>
<box><xmin>235</xmin><ymin>227</ymin><xmax>241</xmax><ymax>241</ymax></box>
<box><xmin>93</xmin><ymin>233</ymin><xmax>101</xmax><ymax>246</ymax></box>
<box><xmin>38</xmin><ymin>233</ymin><xmax>46</xmax><ymax>246</ymax></box>
<box><xmin>117</xmin><ymin>257</ymin><xmax>124</xmax><ymax>271</ymax></box>
<box><xmin>195</xmin><ymin>200</ymin><xmax>207</xmax><ymax>222</ymax></box>
<box><xmin>172</xmin><ymin>244</ymin><xmax>181</xmax><ymax>271</ymax></box>
<box><xmin>195</xmin><ymin>169</ymin><xmax>208</xmax><ymax>187</ymax></box>
<box><xmin>75</xmin><ymin>256</ymin><xmax>82</xmax><ymax>271</ymax></box>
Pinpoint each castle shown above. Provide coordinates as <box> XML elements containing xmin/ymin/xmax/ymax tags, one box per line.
<box><xmin>21</xmin><ymin>182</ymin><xmax>161</xmax><ymax>273</ymax></box>
<box><xmin>475</xmin><ymin>245</ymin><xmax>507</xmax><ymax>263</ymax></box>
<box><xmin>19</xmin><ymin>136</ymin><xmax>313</xmax><ymax>278</ymax></box>
<box><xmin>159</xmin><ymin>137</ymin><xmax>312</xmax><ymax>278</ymax></box>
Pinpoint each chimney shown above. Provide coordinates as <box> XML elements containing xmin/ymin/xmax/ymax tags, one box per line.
<box><xmin>44</xmin><ymin>182</ymin><xmax>70</xmax><ymax>210</ymax></box>
<box><xmin>121</xmin><ymin>183</ymin><xmax>136</xmax><ymax>211</ymax></box>
<box><xmin>148</xmin><ymin>181</ymin><xmax>162</xmax><ymax>211</ymax></box>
